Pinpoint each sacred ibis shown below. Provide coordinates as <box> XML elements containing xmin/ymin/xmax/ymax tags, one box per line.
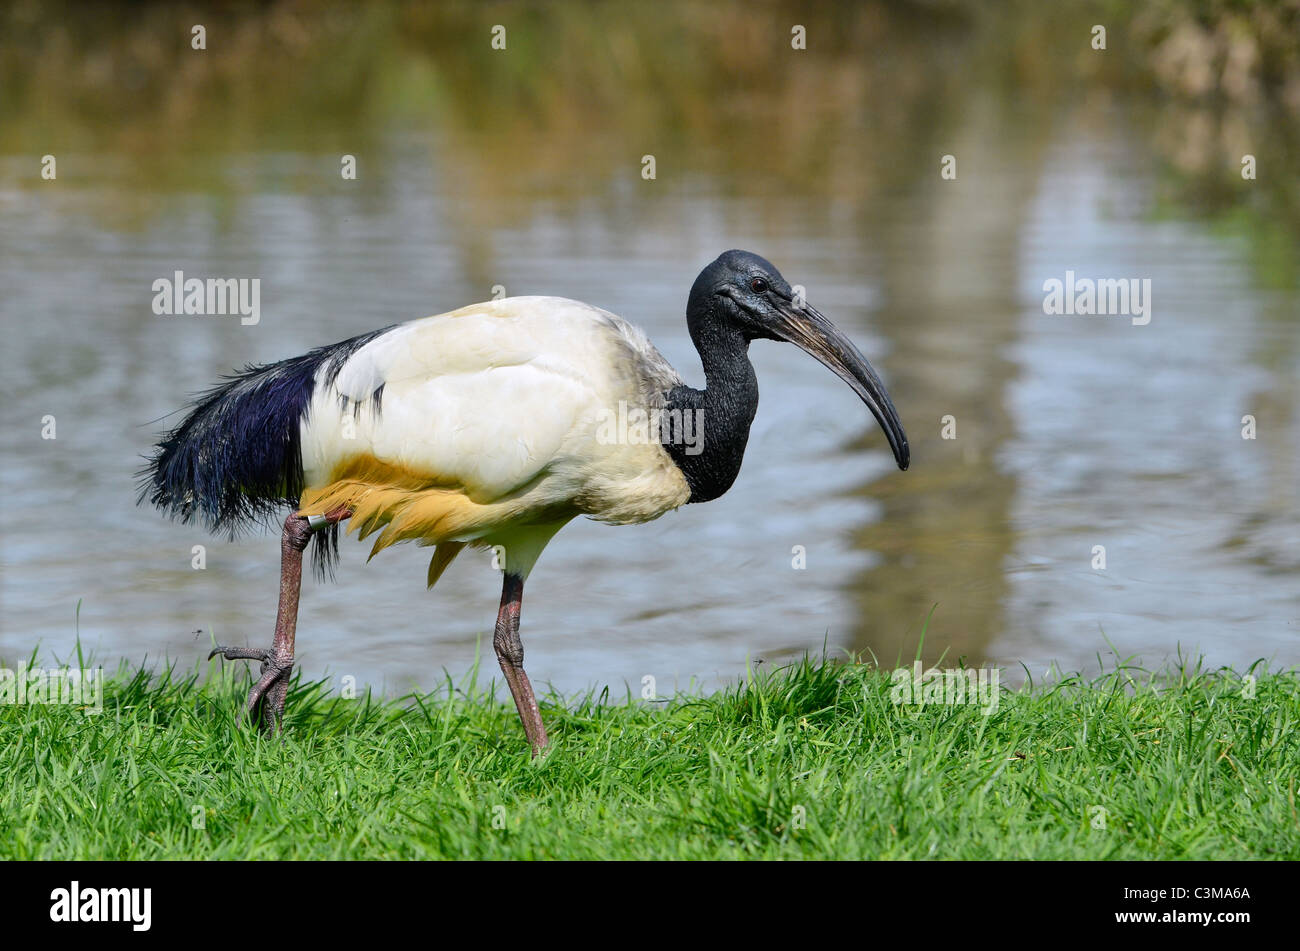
<box><xmin>142</xmin><ymin>250</ymin><xmax>909</xmax><ymax>752</ymax></box>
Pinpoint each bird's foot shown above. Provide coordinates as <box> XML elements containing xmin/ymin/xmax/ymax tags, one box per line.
<box><xmin>208</xmin><ymin>645</ymin><xmax>293</xmax><ymax>734</ymax></box>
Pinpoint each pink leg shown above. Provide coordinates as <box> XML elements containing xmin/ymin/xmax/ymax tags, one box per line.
<box><xmin>494</xmin><ymin>573</ymin><xmax>549</xmax><ymax>754</ymax></box>
<box><xmin>209</xmin><ymin>508</ymin><xmax>349</xmax><ymax>733</ymax></box>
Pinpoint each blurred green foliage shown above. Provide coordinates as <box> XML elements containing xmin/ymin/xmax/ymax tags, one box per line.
<box><xmin>2</xmin><ymin>0</ymin><xmax>1296</xmax><ymax>287</ymax></box>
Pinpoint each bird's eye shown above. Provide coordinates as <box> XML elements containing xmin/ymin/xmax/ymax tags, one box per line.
<box><xmin>750</xmin><ymin>278</ymin><xmax>769</xmax><ymax>293</ymax></box>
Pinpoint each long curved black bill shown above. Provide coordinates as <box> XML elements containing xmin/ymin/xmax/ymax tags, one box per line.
<box><xmin>773</xmin><ymin>301</ymin><xmax>909</xmax><ymax>470</ymax></box>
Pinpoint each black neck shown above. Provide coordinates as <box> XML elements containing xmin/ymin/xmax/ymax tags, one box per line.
<box><xmin>663</xmin><ymin>305</ymin><xmax>759</xmax><ymax>504</ymax></box>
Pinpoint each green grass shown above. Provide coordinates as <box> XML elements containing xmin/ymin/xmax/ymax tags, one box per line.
<box><xmin>2</xmin><ymin>651</ymin><xmax>1297</xmax><ymax>859</ymax></box>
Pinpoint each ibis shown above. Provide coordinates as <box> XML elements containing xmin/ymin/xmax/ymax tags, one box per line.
<box><xmin>142</xmin><ymin>250</ymin><xmax>910</xmax><ymax>752</ymax></box>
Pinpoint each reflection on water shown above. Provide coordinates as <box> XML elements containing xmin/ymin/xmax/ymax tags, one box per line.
<box><xmin>1</xmin><ymin>2</ymin><xmax>1296</xmax><ymax>697</ymax></box>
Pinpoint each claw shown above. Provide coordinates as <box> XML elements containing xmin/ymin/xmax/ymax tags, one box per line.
<box><xmin>208</xmin><ymin>645</ymin><xmax>272</xmax><ymax>663</ymax></box>
<box><xmin>208</xmin><ymin>644</ymin><xmax>292</xmax><ymax>734</ymax></box>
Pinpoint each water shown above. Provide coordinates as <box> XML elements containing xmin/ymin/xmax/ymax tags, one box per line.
<box><xmin>2</xmin><ymin>4</ymin><xmax>1297</xmax><ymax>698</ymax></box>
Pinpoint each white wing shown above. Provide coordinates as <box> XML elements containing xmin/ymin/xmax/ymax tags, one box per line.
<box><xmin>299</xmin><ymin>297</ymin><xmax>686</xmax><ymax>511</ymax></box>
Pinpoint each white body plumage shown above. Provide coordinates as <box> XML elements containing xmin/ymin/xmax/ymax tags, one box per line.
<box><xmin>296</xmin><ymin>297</ymin><xmax>691</xmax><ymax>581</ymax></box>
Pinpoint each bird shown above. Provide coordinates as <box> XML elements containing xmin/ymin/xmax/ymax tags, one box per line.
<box><xmin>141</xmin><ymin>250</ymin><xmax>909</xmax><ymax>753</ymax></box>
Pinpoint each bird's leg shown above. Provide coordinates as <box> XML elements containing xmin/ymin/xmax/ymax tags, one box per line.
<box><xmin>494</xmin><ymin>573</ymin><xmax>549</xmax><ymax>754</ymax></box>
<box><xmin>209</xmin><ymin>507</ymin><xmax>350</xmax><ymax>733</ymax></box>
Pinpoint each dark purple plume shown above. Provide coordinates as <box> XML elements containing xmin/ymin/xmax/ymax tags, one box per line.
<box><xmin>138</xmin><ymin>326</ymin><xmax>392</xmax><ymax>576</ymax></box>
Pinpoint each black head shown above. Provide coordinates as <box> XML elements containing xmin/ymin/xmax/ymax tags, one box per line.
<box><xmin>688</xmin><ymin>249</ymin><xmax>910</xmax><ymax>470</ymax></box>
<box><xmin>687</xmin><ymin>249</ymin><xmax>795</xmax><ymax>340</ymax></box>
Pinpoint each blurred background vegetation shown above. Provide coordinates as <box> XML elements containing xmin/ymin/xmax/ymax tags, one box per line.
<box><xmin>3</xmin><ymin>0</ymin><xmax>1297</xmax><ymax>283</ymax></box>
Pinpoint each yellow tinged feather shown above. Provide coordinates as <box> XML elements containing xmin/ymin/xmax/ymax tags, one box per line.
<box><xmin>297</xmin><ymin>453</ymin><xmax>570</xmax><ymax>561</ymax></box>
<box><xmin>426</xmin><ymin>542</ymin><xmax>466</xmax><ymax>590</ymax></box>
